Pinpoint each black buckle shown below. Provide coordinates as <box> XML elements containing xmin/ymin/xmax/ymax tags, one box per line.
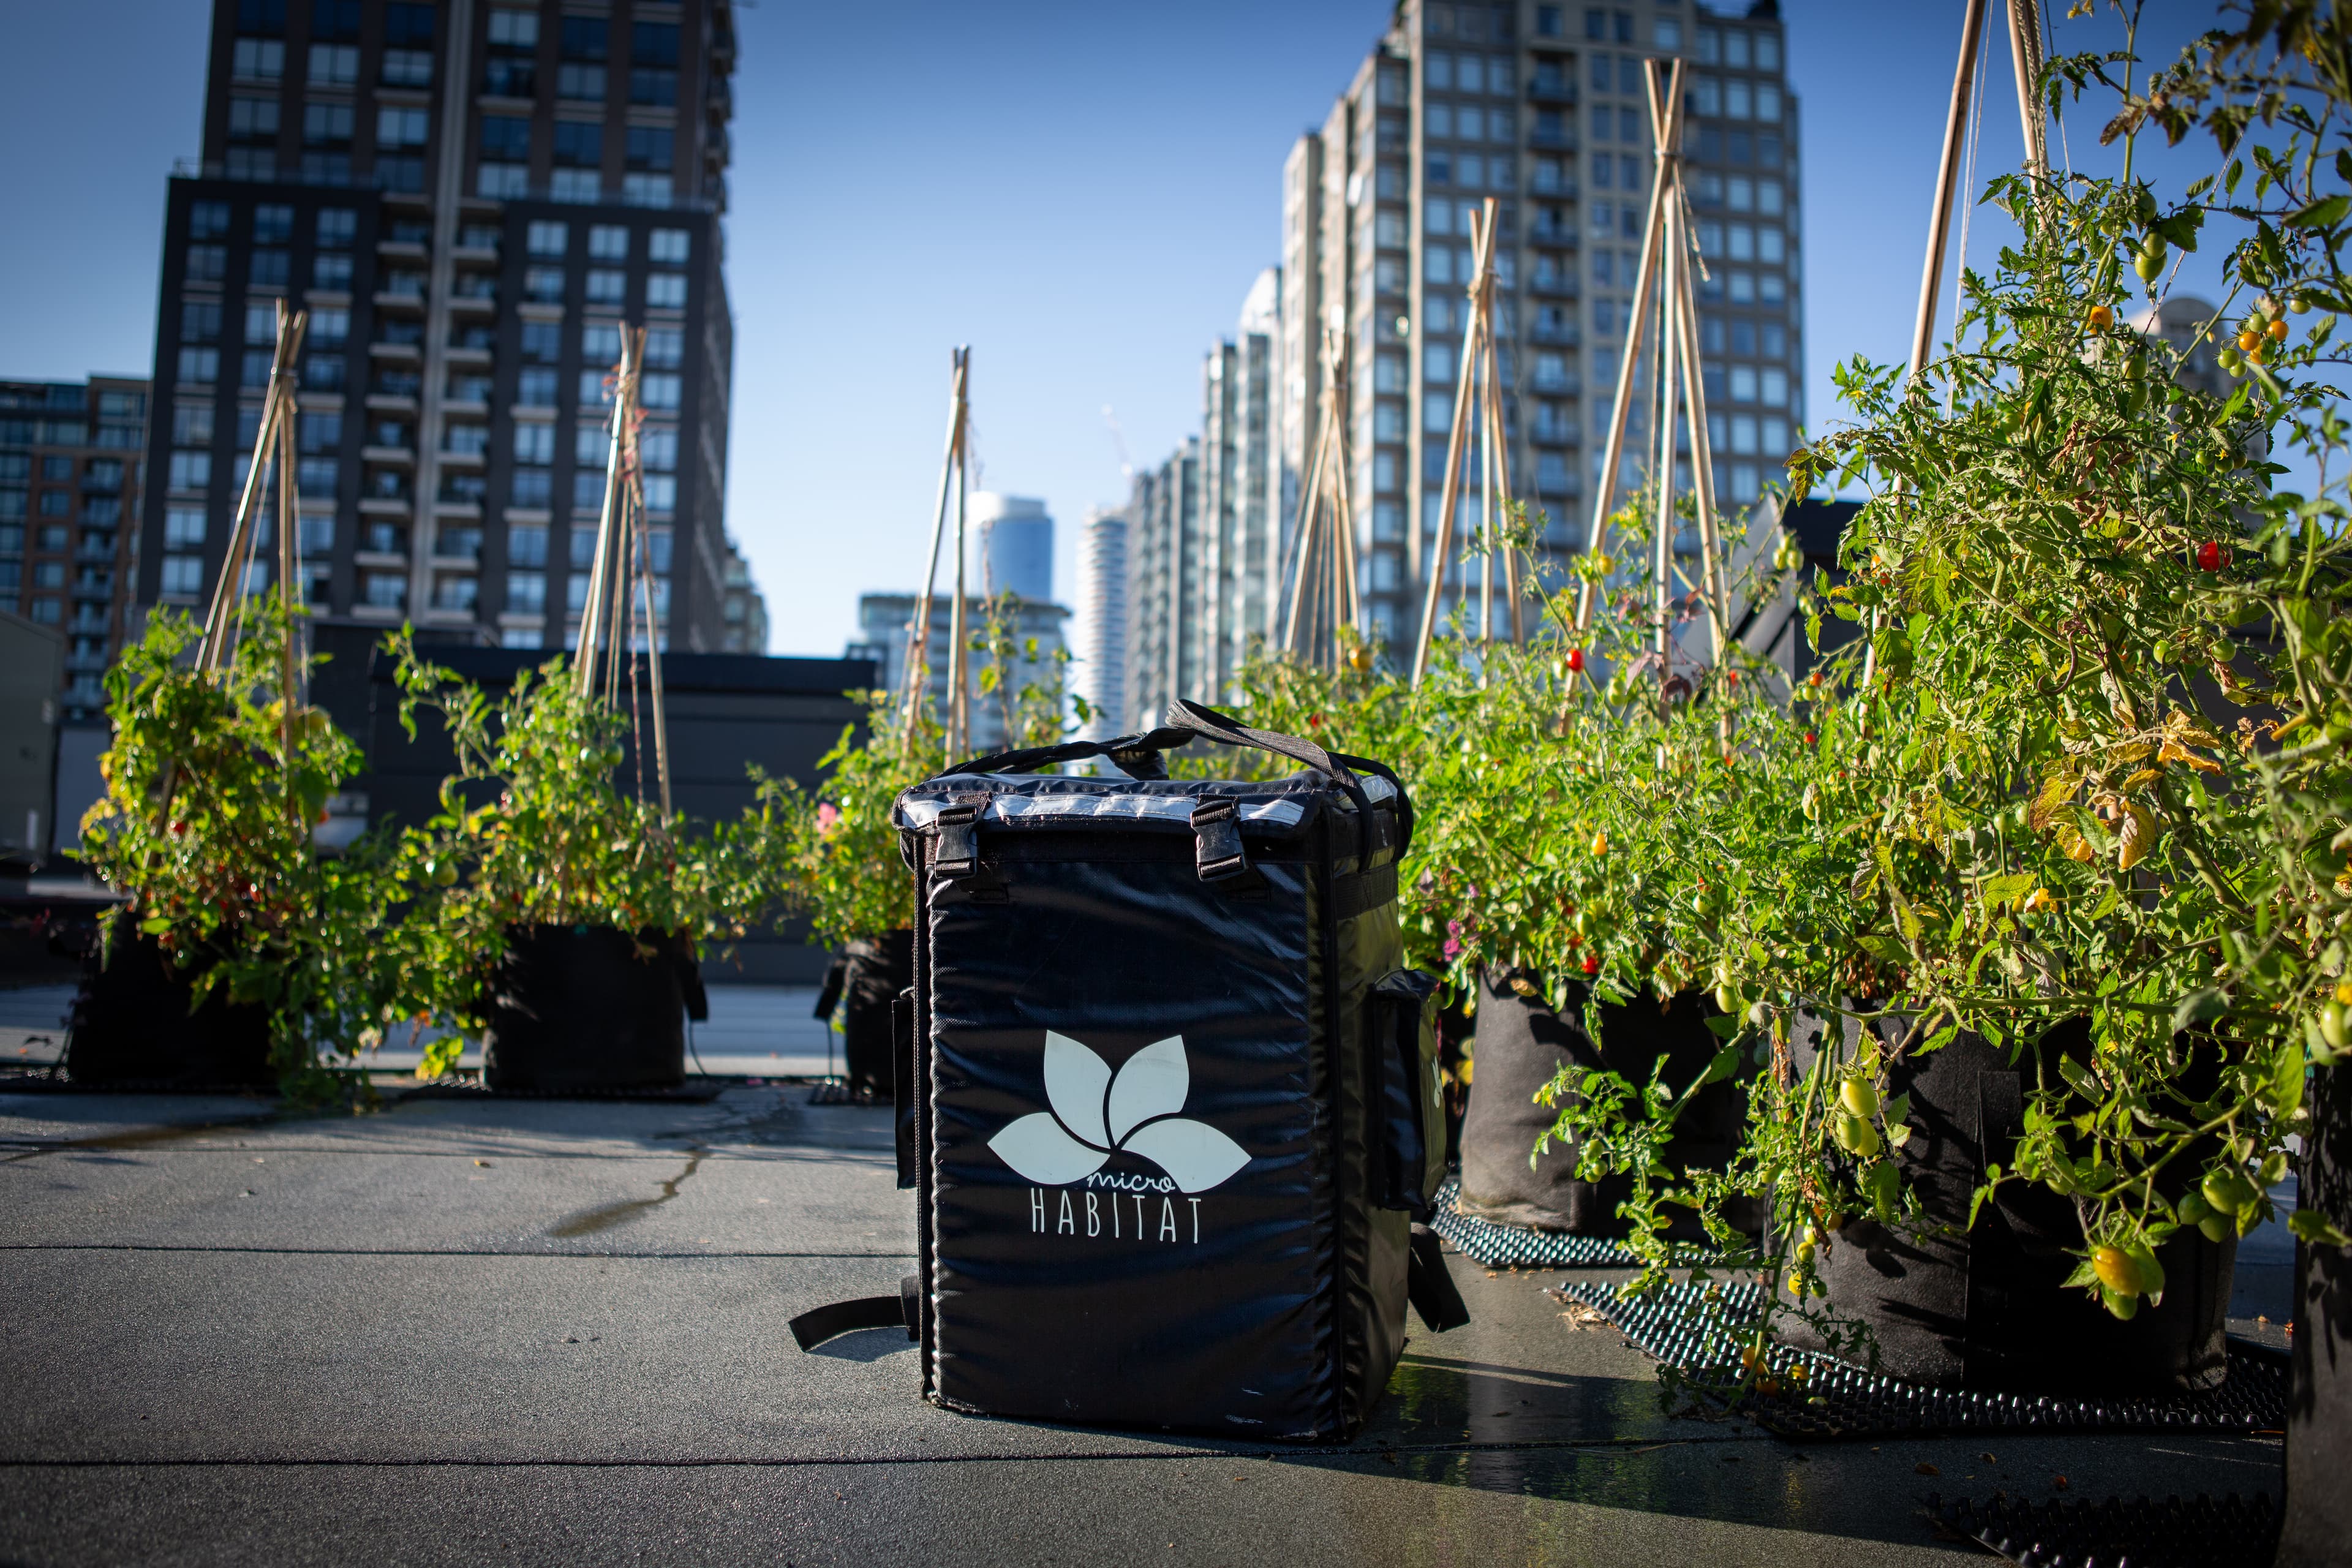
<box><xmin>1191</xmin><ymin>797</ymin><xmax>1248</xmax><ymax>882</ymax></box>
<box><xmin>933</xmin><ymin>803</ymin><xmax>981</xmax><ymax>878</ymax></box>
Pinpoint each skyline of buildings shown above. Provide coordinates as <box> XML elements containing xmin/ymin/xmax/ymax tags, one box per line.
<box><xmin>135</xmin><ymin>0</ymin><xmax>764</xmax><ymax>657</ymax></box>
<box><xmin>1121</xmin><ymin>0</ymin><xmax>1806</xmax><ymax>720</ymax></box>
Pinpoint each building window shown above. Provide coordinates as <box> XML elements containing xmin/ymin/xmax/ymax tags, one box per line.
<box><xmin>304</xmin><ymin>101</ymin><xmax>354</xmax><ymax>146</ymax></box>
<box><xmin>308</xmin><ymin>42</ymin><xmax>358</xmax><ymax>86</ymax></box>
<box><xmin>557</xmin><ymin>63</ymin><xmax>606</xmax><ymax>101</ymax></box>
<box><xmin>312</xmin><ymin>252</ymin><xmax>354</xmax><ymax>289</ymax></box>
<box><xmin>549</xmin><ymin>168</ymin><xmax>600</xmax><ymax>202</ymax></box>
<box><xmin>640</xmin><ymin>373</ymin><xmax>680</xmax><ymax>410</ymax></box>
<box><xmin>229</xmin><ymin>96</ymin><xmax>280</xmax><ymax>142</ymax></box>
<box><xmin>379</xmin><ymin>107</ymin><xmax>430</xmax><ymax>149</ymax></box>
<box><xmin>521</xmin><ymin>320</ymin><xmax>563</xmax><ymax>363</ymax></box>
<box><xmin>578</xmin><ymin>369</ymin><xmax>611</xmax><ymax>406</ymax></box>
<box><xmin>552</xmin><ymin>121</ymin><xmax>603</xmax><ymax>167</ymax></box>
<box><xmin>584</xmin><ymin>224</ymin><xmax>628</xmax><ymax>261</ymax></box>
<box><xmin>513</xmin><ymin>423</ymin><xmax>556</xmax><ymax>466</ymax></box>
<box><xmin>625</xmin><ymin>126</ymin><xmax>671</xmax><ymax>172</ymax></box>
<box><xmin>517</xmin><ymin>369</ymin><xmax>559</xmax><ymax>407</ymax></box>
<box><xmin>526</xmin><ymin>265</ymin><xmax>567</xmax><ymax>303</ymax></box>
<box><xmin>505</xmin><ymin>571</ymin><xmax>546</xmax><ymax>612</ymax></box>
<box><xmin>584</xmin><ymin>268</ymin><xmax>625</xmax><ymax>305</ymax></box>
<box><xmin>638</xmin><ymin>426</ymin><xmax>677</xmax><ymax>471</ymax></box>
<box><xmin>631</xmin><ymin>67</ymin><xmax>677</xmax><ymax>106</ymax></box>
<box><xmin>622</xmin><ymin>174</ymin><xmax>672</xmax><ymax>206</ymax></box>
<box><xmin>306</xmin><ymin>353</ymin><xmax>345</xmax><ymax>391</ymax></box>
<box><xmin>581</xmin><ymin>321</ymin><xmax>622</xmax><ymax>362</ymax></box>
<box><xmin>362</xmin><ymin>571</ymin><xmax>406</xmax><ymax>609</ymax></box>
<box><xmin>181</xmin><ymin>300</ymin><xmax>222</xmax><ymax>343</ymax></box>
<box><xmin>249</xmin><ymin>250</ymin><xmax>290</xmax><ymax>288</ymax></box>
<box><xmin>161</xmin><ymin>556</ymin><xmax>205</xmax><ymax>597</ymax></box>
<box><xmin>298</xmin><ymin>412</ymin><xmax>341</xmax><ymax>453</ymax></box>
<box><xmin>645</xmin><ymin>274</ymin><xmax>686</xmax><ymax>310</ymax></box>
<box><xmin>481</xmin><ymin>115</ymin><xmax>531</xmax><ymax>165</ymax></box>
<box><xmin>643</xmin><ymin>476</ymin><xmax>676</xmax><ymax>514</ymax></box>
<box><xmin>165</xmin><ymin>511</ymin><xmax>207</xmax><ymax>549</ymax></box>
<box><xmin>510</xmin><ymin>470</ymin><xmax>552</xmax><ymax>508</ymax></box>
<box><xmin>382</xmin><ymin>48</ymin><xmax>433</xmax><ymax>87</ymax></box>
<box><xmin>233</xmin><ymin>37</ymin><xmax>285</xmax><ymax>80</ymax></box>
<box><xmin>168</xmin><ymin>452</ymin><xmax>213</xmax><ymax>492</ymax></box>
<box><xmin>176</xmin><ymin>347</ymin><xmax>220</xmax><ymax>385</ymax></box>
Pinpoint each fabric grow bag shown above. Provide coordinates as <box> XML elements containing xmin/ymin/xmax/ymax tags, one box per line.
<box><xmin>481</xmin><ymin>924</ymin><xmax>706</xmax><ymax>1091</ymax></box>
<box><xmin>1786</xmin><ymin>1014</ymin><xmax>2234</xmax><ymax>1396</ymax></box>
<box><xmin>1456</xmin><ymin>973</ymin><xmax>1743</xmax><ymax>1238</ymax></box>
<box><xmin>64</xmin><ymin>916</ymin><xmax>272</xmax><ymax>1087</ymax></box>
<box><xmin>790</xmin><ymin>700</ymin><xmax>1466</xmax><ymax>1441</ymax></box>
<box><xmin>2283</xmin><ymin>1061</ymin><xmax>2352</xmax><ymax>1566</ymax></box>
<box><xmin>812</xmin><ymin>929</ymin><xmax>912</xmax><ymax>1098</ymax></box>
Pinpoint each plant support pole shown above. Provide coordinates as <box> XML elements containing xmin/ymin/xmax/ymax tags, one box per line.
<box><xmin>576</xmin><ymin>327</ymin><xmax>639</xmax><ymax>696</ymax></box>
<box><xmin>902</xmin><ymin>347</ymin><xmax>968</xmax><ymax>741</ymax></box>
<box><xmin>1577</xmin><ymin>58</ymin><xmax>1684</xmax><ymax>637</ymax></box>
<box><xmin>1412</xmin><ymin>209</ymin><xmax>1499</xmax><ymax>682</ymax></box>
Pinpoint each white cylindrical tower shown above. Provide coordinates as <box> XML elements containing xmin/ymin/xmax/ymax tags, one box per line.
<box><xmin>966</xmin><ymin>492</ymin><xmax>1054</xmax><ymax>603</ymax></box>
<box><xmin>1070</xmin><ymin>507</ymin><xmax>1128</xmax><ymax>739</ymax></box>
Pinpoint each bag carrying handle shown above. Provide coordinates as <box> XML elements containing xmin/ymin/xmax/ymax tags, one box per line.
<box><xmin>928</xmin><ymin>698</ymin><xmax>1410</xmax><ymax>864</ymax></box>
<box><xmin>1166</xmin><ymin>699</ymin><xmax>1415</xmax><ymax>861</ymax></box>
<box><xmin>935</xmin><ymin>725</ymin><xmax>1196</xmax><ymax>782</ymax></box>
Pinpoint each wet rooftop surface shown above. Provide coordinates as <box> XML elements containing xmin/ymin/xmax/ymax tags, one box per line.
<box><xmin>0</xmin><ymin>1071</ymin><xmax>2290</xmax><ymax>1566</ymax></box>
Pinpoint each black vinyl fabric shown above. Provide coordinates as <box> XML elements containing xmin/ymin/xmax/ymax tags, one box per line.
<box><xmin>1787</xmin><ymin>1015</ymin><xmax>2233</xmax><ymax>1396</ymax></box>
<box><xmin>892</xmin><ymin>723</ymin><xmax>1436</xmax><ymax>1441</ymax></box>
<box><xmin>481</xmin><ymin>924</ymin><xmax>689</xmax><ymax>1091</ymax></box>
<box><xmin>1457</xmin><ymin>974</ymin><xmax>1741</xmax><ymax>1237</ymax></box>
<box><xmin>64</xmin><ymin>917</ymin><xmax>272</xmax><ymax>1087</ymax></box>
<box><xmin>831</xmin><ymin>931</ymin><xmax>911</xmax><ymax>1097</ymax></box>
<box><xmin>2283</xmin><ymin>1062</ymin><xmax>2352</xmax><ymax>1566</ymax></box>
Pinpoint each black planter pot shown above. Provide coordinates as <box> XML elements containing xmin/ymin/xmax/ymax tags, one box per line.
<box><xmin>1456</xmin><ymin>970</ymin><xmax>1744</xmax><ymax>1237</ymax></box>
<box><xmin>1787</xmin><ymin>1014</ymin><xmax>2234</xmax><ymax>1396</ymax></box>
<box><xmin>480</xmin><ymin>924</ymin><xmax>701</xmax><ymax>1091</ymax></box>
<box><xmin>2282</xmin><ymin>1061</ymin><xmax>2352</xmax><ymax>1564</ymax></box>
<box><xmin>813</xmin><ymin>929</ymin><xmax>911</xmax><ymax>1098</ymax></box>
<box><xmin>64</xmin><ymin>918</ymin><xmax>273</xmax><ymax>1088</ymax></box>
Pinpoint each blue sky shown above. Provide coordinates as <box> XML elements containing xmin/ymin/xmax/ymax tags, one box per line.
<box><xmin>0</xmin><ymin>1</ymin><xmax>2240</xmax><ymax>656</ymax></box>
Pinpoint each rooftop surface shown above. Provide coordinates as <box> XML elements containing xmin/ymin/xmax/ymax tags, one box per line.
<box><xmin>0</xmin><ymin>1036</ymin><xmax>2293</xmax><ymax>1566</ymax></box>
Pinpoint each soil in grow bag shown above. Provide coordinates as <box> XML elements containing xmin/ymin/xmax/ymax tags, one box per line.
<box><xmin>812</xmin><ymin>929</ymin><xmax>911</xmax><ymax>1099</ymax></box>
<box><xmin>64</xmin><ymin>919</ymin><xmax>273</xmax><ymax>1088</ymax></box>
<box><xmin>1784</xmin><ymin>1016</ymin><xmax>2234</xmax><ymax>1397</ymax></box>
<box><xmin>2282</xmin><ymin>1060</ymin><xmax>2352</xmax><ymax>1566</ymax></box>
<box><xmin>1455</xmin><ymin>970</ymin><xmax>1744</xmax><ymax>1238</ymax></box>
<box><xmin>481</xmin><ymin>924</ymin><xmax>703</xmax><ymax>1092</ymax></box>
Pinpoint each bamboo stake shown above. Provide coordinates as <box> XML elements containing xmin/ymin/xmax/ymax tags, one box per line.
<box><xmin>576</xmin><ymin>328</ymin><xmax>640</xmax><ymax>696</ymax></box>
<box><xmin>1653</xmin><ymin>200</ymin><xmax>1681</xmax><ymax>671</ymax></box>
<box><xmin>202</xmin><ymin>308</ymin><xmax>304</xmax><ymax>672</ymax></box>
<box><xmin>274</xmin><ymin>320</ymin><xmax>301</xmax><ymax>776</ymax></box>
<box><xmin>1674</xmin><ymin>235</ymin><xmax>1732</xmax><ymax>664</ymax></box>
<box><xmin>1411</xmin><ymin>207</ymin><xmax>1499</xmax><ymax>682</ymax></box>
<box><xmin>2004</xmin><ymin>0</ymin><xmax>2047</xmax><ymax>183</ymax></box>
<box><xmin>1912</xmin><ymin>0</ymin><xmax>1991</xmax><ymax>385</ymax></box>
<box><xmin>947</xmin><ymin>426</ymin><xmax>971</xmax><ymax>760</ymax></box>
<box><xmin>1476</xmin><ymin>290</ymin><xmax>1526</xmax><ymax>644</ymax></box>
<box><xmin>633</xmin><ymin>472</ymin><xmax>673</xmax><ymax>816</ymax></box>
<box><xmin>901</xmin><ymin>348</ymin><xmax>968</xmax><ymax>742</ymax></box>
<box><xmin>1575</xmin><ymin>59</ymin><xmax>1684</xmax><ymax>638</ymax></box>
<box><xmin>1280</xmin><ymin>353</ymin><xmax>1333</xmax><ymax>655</ymax></box>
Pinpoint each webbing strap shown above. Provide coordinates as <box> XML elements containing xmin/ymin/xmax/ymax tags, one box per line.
<box><xmin>789</xmin><ymin>1273</ymin><xmax>921</xmax><ymax>1351</ymax></box>
<box><xmin>1408</xmin><ymin>1224</ymin><xmax>1471</xmax><ymax>1332</ymax></box>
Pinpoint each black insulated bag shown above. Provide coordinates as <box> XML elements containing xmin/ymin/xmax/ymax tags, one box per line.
<box><xmin>790</xmin><ymin>699</ymin><xmax>1467</xmax><ymax>1441</ymax></box>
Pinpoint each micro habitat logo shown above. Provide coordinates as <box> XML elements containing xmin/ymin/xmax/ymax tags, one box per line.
<box><xmin>988</xmin><ymin>1032</ymin><xmax>1248</xmax><ymax>1246</ymax></box>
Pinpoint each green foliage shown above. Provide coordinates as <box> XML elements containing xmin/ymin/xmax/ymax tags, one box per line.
<box><xmin>77</xmin><ymin>605</ymin><xmax>411</xmax><ymax>1093</ymax></box>
<box><xmin>381</xmin><ymin>635</ymin><xmax>783</xmax><ymax>1071</ymax></box>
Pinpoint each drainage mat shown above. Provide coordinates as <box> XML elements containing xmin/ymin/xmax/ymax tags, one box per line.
<box><xmin>1425</xmin><ymin>1175</ymin><xmax>1649</xmax><ymax>1268</ymax></box>
<box><xmin>806</xmin><ymin>1080</ymin><xmax>886</xmax><ymax>1107</ymax></box>
<box><xmin>1926</xmin><ymin>1489</ymin><xmax>2278</xmax><ymax>1567</ymax></box>
<box><xmin>1557</xmin><ymin>1279</ymin><xmax>2290</xmax><ymax>1440</ymax></box>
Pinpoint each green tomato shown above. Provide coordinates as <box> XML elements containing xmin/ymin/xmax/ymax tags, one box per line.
<box><xmin>2100</xmin><ymin>1285</ymin><xmax>2143</xmax><ymax>1321</ymax></box>
<box><xmin>2198</xmin><ymin>1215</ymin><xmax>2230</xmax><ymax>1243</ymax></box>
<box><xmin>2177</xmin><ymin>1190</ymin><xmax>2212</xmax><ymax>1226</ymax></box>
<box><xmin>1833</xmin><ymin>1112</ymin><xmax>1882</xmax><ymax>1159</ymax></box>
<box><xmin>2203</xmin><ymin>1167</ymin><xmax>2260</xmax><ymax>1216</ymax></box>
<box><xmin>1713</xmin><ymin>983</ymin><xmax>1738</xmax><ymax>1016</ymax></box>
<box><xmin>1839</xmin><ymin>1077</ymin><xmax>1880</xmax><ymax>1118</ymax></box>
<box><xmin>2321</xmin><ymin>1002</ymin><xmax>2348</xmax><ymax>1053</ymax></box>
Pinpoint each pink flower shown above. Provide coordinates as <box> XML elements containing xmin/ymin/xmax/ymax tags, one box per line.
<box><xmin>1443</xmin><ymin>937</ymin><xmax>1463</xmax><ymax>960</ymax></box>
<box><xmin>1446</xmin><ymin>919</ymin><xmax>1464</xmax><ymax>938</ymax></box>
<box><xmin>816</xmin><ymin>803</ymin><xmax>840</xmax><ymax>836</ymax></box>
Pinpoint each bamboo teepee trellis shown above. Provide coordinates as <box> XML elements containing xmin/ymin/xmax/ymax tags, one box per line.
<box><xmin>898</xmin><ymin>348</ymin><xmax>974</xmax><ymax>756</ymax></box>
<box><xmin>1411</xmin><ymin>198</ymin><xmax>1530</xmax><ymax>684</ymax></box>
<box><xmin>1280</xmin><ymin>325</ymin><xmax>1360</xmax><ymax>668</ymax></box>
<box><xmin>571</xmin><ymin>323</ymin><xmax>673</xmax><ymax>816</ymax></box>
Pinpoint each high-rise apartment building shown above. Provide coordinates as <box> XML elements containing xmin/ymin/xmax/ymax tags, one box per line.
<box><xmin>1122</xmin><ymin>435</ymin><xmax>1198</xmax><ymax>730</ymax></box>
<box><xmin>717</xmin><ymin>536</ymin><xmax>766</xmax><ymax>652</ymax></box>
<box><xmin>138</xmin><ymin>0</ymin><xmax>753</xmax><ymax>654</ymax></box>
<box><xmin>1283</xmin><ymin>0</ymin><xmax>1804</xmax><ymax>650</ymax></box>
<box><xmin>0</xmin><ymin>379</ymin><xmax>149</xmax><ymax>718</ymax></box>
<box><xmin>1069</xmin><ymin>506</ymin><xmax>1126</xmax><ymax>740</ymax></box>
<box><xmin>851</xmin><ymin>592</ymin><xmax>1069</xmax><ymax>755</ymax></box>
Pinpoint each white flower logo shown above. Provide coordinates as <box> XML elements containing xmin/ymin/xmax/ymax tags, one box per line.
<box><xmin>988</xmin><ymin>1033</ymin><xmax>1251</xmax><ymax>1194</ymax></box>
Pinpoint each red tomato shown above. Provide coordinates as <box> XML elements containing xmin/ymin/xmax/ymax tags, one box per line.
<box><xmin>1566</xmin><ymin>647</ymin><xmax>1587</xmax><ymax>673</ymax></box>
<box><xmin>1580</xmin><ymin>955</ymin><xmax>1600</xmax><ymax>975</ymax></box>
<box><xmin>2196</xmin><ymin>540</ymin><xmax>2222</xmax><ymax>571</ymax></box>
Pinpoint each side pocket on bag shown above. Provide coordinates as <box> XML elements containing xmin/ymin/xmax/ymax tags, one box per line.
<box><xmin>892</xmin><ymin>986</ymin><xmax>918</xmax><ymax>1190</ymax></box>
<box><xmin>1371</xmin><ymin>968</ymin><xmax>1442</xmax><ymax>1213</ymax></box>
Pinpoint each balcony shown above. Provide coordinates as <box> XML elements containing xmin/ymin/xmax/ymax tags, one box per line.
<box><xmin>1527</xmin><ymin>274</ymin><xmax>1581</xmax><ymax>300</ymax></box>
<box><xmin>1527</xmin><ymin>72</ymin><xmax>1576</xmax><ymax>105</ymax></box>
<box><xmin>361</xmin><ymin>443</ymin><xmax>415</xmax><ymax>467</ymax></box>
<box><xmin>377</xmin><ymin>238</ymin><xmax>428</xmax><ymax>263</ymax></box>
